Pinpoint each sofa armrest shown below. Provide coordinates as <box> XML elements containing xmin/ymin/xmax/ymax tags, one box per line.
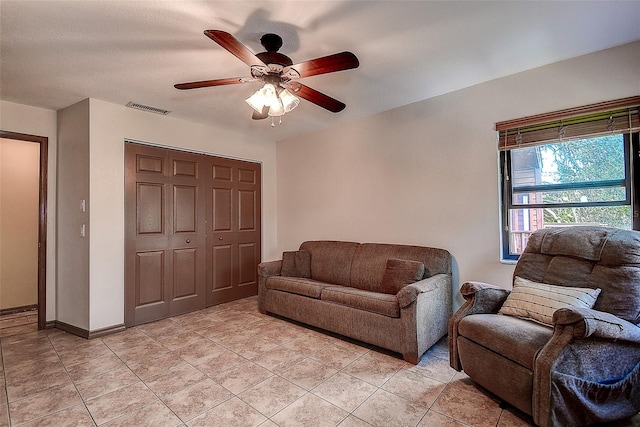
<box><xmin>398</xmin><ymin>273</ymin><xmax>452</xmax><ymax>363</ymax></box>
<box><xmin>257</xmin><ymin>260</ymin><xmax>282</xmax><ymax>313</ymax></box>
<box><xmin>397</xmin><ymin>274</ymin><xmax>448</xmax><ymax>308</ymax></box>
<box><xmin>553</xmin><ymin>307</ymin><xmax>640</xmax><ymax>343</ymax></box>
<box><xmin>257</xmin><ymin>260</ymin><xmax>282</xmax><ymax>278</ymax></box>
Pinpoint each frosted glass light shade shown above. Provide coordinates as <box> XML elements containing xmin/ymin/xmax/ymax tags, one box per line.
<box><xmin>246</xmin><ymin>83</ymin><xmax>278</xmax><ymax>113</ymax></box>
<box><xmin>279</xmin><ymin>88</ymin><xmax>300</xmax><ymax>112</ymax></box>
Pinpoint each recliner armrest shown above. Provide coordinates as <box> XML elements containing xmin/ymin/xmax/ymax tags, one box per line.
<box><xmin>449</xmin><ymin>281</ymin><xmax>510</xmax><ymax>371</ymax></box>
<box><xmin>459</xmin><ymin>281</ymin><xmax>511</xmax><ymax>314</ymax></box>
<box><xmin>553</xmin><ymin>307</ymin><xmax>640</xmax><ymax>343</ymax></box>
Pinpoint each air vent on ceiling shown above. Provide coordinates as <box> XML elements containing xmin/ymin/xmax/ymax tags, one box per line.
<box><xmin>125</xmin><ymin>101</ymin><xmax>170</xmax><ymax>115</ymax></box>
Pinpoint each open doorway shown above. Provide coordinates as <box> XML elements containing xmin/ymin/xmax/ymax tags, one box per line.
<box><xmin>0</xmin><ymin>130</ymin><xmax>47</xmax><ymax>331</ymax></box>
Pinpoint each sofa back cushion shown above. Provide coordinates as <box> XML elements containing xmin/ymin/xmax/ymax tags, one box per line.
<box><xmin>350</xmin><ymin>243</ymin><xmax>452</xmax><ymax>292</ymax></box>
<box><xmin>299</xmin><ymin>241</ymin><xmax>360</xmax><ymax>286</ymax></box>
<box><xmin>514</xmin><ymin>226</ymin><xmax>640</xmax><ymax>325</ymax></box>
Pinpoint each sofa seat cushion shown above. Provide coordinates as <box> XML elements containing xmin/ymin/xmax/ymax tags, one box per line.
<box><xmin>458</xmin><ymin>313</ymin><xmax>553</xmax><ymax>370</ymax></box>
<box><xmin>321</xmin><ymin>286</ymin><xmax>400</xmax><ymax>318</ymax></box>
<box><xmin>266</xmin><ymin>276</ymin><xmax>336</xmax><ymax>299</ymax></box>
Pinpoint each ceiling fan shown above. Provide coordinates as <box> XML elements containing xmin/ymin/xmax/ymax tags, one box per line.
<box><xmin>174</xmin><ymin>30</ymin><xmax>359</xmax><ymax>124</ymax></box>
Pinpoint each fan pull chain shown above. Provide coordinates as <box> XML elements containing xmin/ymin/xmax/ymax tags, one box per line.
<box><xmin>270</xmin><ymin>116</ymin><xmax>284</xmax><ymax>128</ymax></box>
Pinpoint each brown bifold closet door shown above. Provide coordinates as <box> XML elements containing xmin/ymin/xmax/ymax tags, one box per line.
<box><xmin>125</xmin><ymin>142</ymin><xmax>260</xmax><ymax>326</ymax></box>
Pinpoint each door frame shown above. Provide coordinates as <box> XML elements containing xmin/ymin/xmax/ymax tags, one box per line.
<box><xmin>0</xmin><ymin>130</ymin><xmax>48</xmax><ymax>330</ymax></box>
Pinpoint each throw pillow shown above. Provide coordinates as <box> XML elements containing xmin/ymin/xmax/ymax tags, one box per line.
<box><xmin>281</xmin><ymin>250</ymin><xmax>311</xmax><ymax>278</ymax></box>
<box><xmin>499</xmin><ymin>276</ymin><xmax>601</xmax><ymax>326</ymax></box>
<box><xmin>380</xmin><ymin>258</ymin><xmax>426</xmax><ymax>294</ymax></box>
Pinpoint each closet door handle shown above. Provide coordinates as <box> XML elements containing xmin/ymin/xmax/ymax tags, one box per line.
<box><xmin>186</xmin><ymin>239</ymin><xmax>190</xmax><ymax>243</ymax></box>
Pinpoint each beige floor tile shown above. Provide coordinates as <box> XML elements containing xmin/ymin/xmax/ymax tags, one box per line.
<box><xmin>279</xmin><ymin>358</ymin><xmax>338</xmax><ymax>390</ymax></box>
<box><xmin>352</xmin><ymin>389</ymin><xmax>428</xmax><ymax>427</ymax></box>
<box><xmin>50</xmin><ymin>335</ymin><xmax>107</xmax><ymax>356</ymax></box>
<box><xmin>0</xmin><ymin>323</ymin><xmax>38</xmax><ymax>338</ymax></box>
<box><xmin>271</xmin><ymin>393</ymin><xmax>348</xmax><ymax>427</ymax></box>
<box><xmin>101</xmin><ymin>400</ymin><xmax>182</xmax><ymax>427</ymax></box>
<box><xmin>310</xmin><ymin>344</ymin><xmax>365</xmax><ymax>370</ymax></box>
<box><xmin>3</xmin><ymin>355</ymin><xmax>64</xmax><ymax>385</ymax></box>
<box><xmin>75</xmin><ymin>366</ymin><xmax>140</xmax><ymax>400</ymax></box>
<box><xmin>0</xmin><ymin>404</ymin><xmax>8</xmax><ymax>427</ymax></box>
<box><xmin>252</xmin><ymin>346</ymin><xmax>306</xmax><ymax>373</ymax></box>
<box><xmin>110</xmin><ymin>340</ymin><xmax>168</xmax><ymax>365</ymax></box>
<box><xmin>100</xmin><ymin>329</ymin><xmax>159</xmax><ymax>353</ymax></box>
<box><xmin>18</xmin><ymin>403</ymin><xmax>96</xmax><ymax>427</ymax></box>
<box><xmin>187</xmin><ymin>396</ymin><xmax>267</xmax><ymax>427</ymax></box>
<box><xmin>431</xmin><ymin>383</ymin><xmax>502</xmax><ymax>427</ymax></box>
<box><xmin>144</xmin><ymin>362</ymin><xmax>207</xmax><ymax>397</ymax></box>
<box><xmin>281</xmin><ymin>333</ymin><xmax>334</xmax><ymax>356</ymax></box>
<box><xmin>84</xmin><ymin>382</ymin><xmax>159</xmax><ymax>425</ymax></box>
<box><xmin>0</xmin><ymin>317</ymin><xmax>30</xmax><ymax>329</ymax></box>
<box><xmin>157</xmin><ymin>330</ymin><xmax>207</xmax><ymax>351</ymax></box>
<box><xmin>162</xmin><ymin>378</ymin><xmax>233</xmax><ymax>421</ymax></box>
<box><xmin>312</xmin><ymin>372</ymin><xmax>377</xmax><ymax>412</ymax></box>
<box><xmin>136</xmin><ymin>318</ymin><xmax>185</xmax><ymax>339</ymax></box>
<box><xmin>342</xmin><ymin>351</ymin><xmax>405</xmax><ymax>387</ymax></box>
<box><xmin>190</xmin><ymin>348</ymin><xmax>246</xmax><ymax>376</ymax></box>
<box><xmin>8</xmin><ymin>383</ymin><xmax>82</xmax><ymax>425</ymax></box>
<box><xmin>223</xmin><ymin>335</ymin><xmax>280</xmax><ymax>360</ymax></box>
<box><xmin>1</xmin><ymin>337</ymin><xmax>55</xmax><ymax>362</ymax></box>
<box><xmin>208</xmin><ymin>360</ymin><xmax>273</xmax><ymax>394</ymax></box>
<box><xmin>127</xmin><ymin>351</ymin><xmax>185</xmax><ymax>381</ymax></box>
<box><xmin>239</xmin><ymin>376</ymin><xmax>306</xmax><ymax>417</ymax></box>
<box><xmin>497</xmin><ymin>407</ymin><xmax>535</xmax><ymax>427</ymax></box>
<box><xmin>6</xmin><ymin>369</ymin><xmax>72</xmax><ymax>402</ymax></box>
<box><xmin>403</xmin><ymin>353</ymin><xmax>458</xmax><ymax>383</ymax></box>
<box><xmin>172</xmin><ymin>340</ymin><xmax>226</xmax><ymax>365</ymax></box>
<box><xmin>57</xmin><ymin>342</ymin><xmax>115</xmax><ymax>367</ymax></box>
<box><xmin>66</xmin><ymin>353</ymin><xmax>128</xmax><ymax>383</ymax></box>
<box><xmin>0</xmin><ymin>330</ymin><xmax>48</xmax><ymax>346</ymax></box>
<box><xmin>417</xmin><ymin>410</ymin><xmax>469</xmax><ymax>426</ymax></box>
<box><xmin>336</xmin><ymin>415</ymin><xmax>373</xmax><ymax>427</ymax></box>
<box><xmin>382</xmin><ymin>369</ymin><xmax>447</xmax><ymax>407</ymax></box>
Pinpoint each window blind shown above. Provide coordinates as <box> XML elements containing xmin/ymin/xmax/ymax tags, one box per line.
<box><xmin>496</xmin><ymin>96</ymin><xmax>640</xmax><ymax>151</ymax></box>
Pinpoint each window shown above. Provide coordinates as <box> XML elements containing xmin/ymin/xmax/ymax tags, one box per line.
<box><xmin>497</xmin><ymin>97</ymin><xmax>640</xmax><ymax>261</ymax></box>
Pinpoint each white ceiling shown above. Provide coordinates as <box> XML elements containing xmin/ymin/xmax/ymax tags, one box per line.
<box><xmin>2</xmin><ymin>1</ymin><xmax>640</xmax><ymax>143</ymax></box>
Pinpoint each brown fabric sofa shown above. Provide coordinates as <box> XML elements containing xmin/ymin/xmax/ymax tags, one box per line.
<box><xmin>258</xmin><ymin>240</ymin><xmax>453</xmax><ymax>363</ymax></box>
<box><xmin>449</xmin><ymin>226</ymin><xmax>640</xmax><ymax>426</ymax></box>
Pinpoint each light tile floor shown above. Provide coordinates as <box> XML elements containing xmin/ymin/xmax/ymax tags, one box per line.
<box><xmin>0</xmin><ymin>297</ymin><xmax>638</xmax><ymax>427</ymax></box>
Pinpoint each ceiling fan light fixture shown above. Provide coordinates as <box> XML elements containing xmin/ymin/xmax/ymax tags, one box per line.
<box><xmin>279</xmin><ymin>88</ymin><xmax>300</xmax><ymax>113</ymax></box>
<box><xmin>246</xmin><ymin>83</ymin><xmax>278</xmax><ymax>113</ymax></box>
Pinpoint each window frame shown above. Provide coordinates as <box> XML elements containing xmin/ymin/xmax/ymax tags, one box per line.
<box><xmin>500</xmin><ymin>132</ymin><xmax>639</xmax><ymax>261</ymax></box>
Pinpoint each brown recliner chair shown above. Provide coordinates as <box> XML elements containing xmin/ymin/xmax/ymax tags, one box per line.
<box><xmin>449</xmin><ymin>226</ymin><xmax>640</xmax><ymax>426</ymax></box>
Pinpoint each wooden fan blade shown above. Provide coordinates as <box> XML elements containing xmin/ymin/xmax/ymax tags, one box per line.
<box><xmin>204</xmin><ymin>30</ymin><xmax>266</xmax><ymax>67</ymax></box>
<box><xmin>289</xmin><ymin>52</ymin><xmax>359</xmax><ymax>79</ymax></box>
<box><xmin>174</xmin><ymin>77</ymin><xmax>247</xmax><ymax>90</ymax></box>
<box><xmin>294</xmin><ymin>83</ymin><xmax>346</xmax><ymax>113</ymax></box>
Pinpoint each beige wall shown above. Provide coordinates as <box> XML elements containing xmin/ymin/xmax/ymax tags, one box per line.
<box><xmin>1</xmin><ymin>41</ymin><xmax>638</xmax><ymax>331</ymax></box>
<box><xmin>0</xmin><ymin>101</ymin><xmax>57</xmax><ymax>321</ymax></box>
<box><xmin>0</xmin><ymin>139</ymin><xmax>40</xmax><ymax>309</ymax></box>
<box><xmin>57</xmin><ymin>99</ymin><xmax>90</xmax><ymax>329</ymax></box>
<box><xmin>275</xmin><ymin>41</ymin><xmax>640</xmax><ymax>309</ymax></box>
<box><xmin>86</xmin><ymin>99</ymin><xmax>278</xmax><ymax>330</ymax></box>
